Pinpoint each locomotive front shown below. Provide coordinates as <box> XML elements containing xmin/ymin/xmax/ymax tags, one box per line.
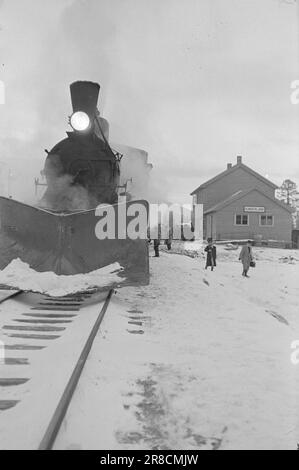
<box><xmin>0</xmin><ymin>80</ymin><xmax>149</xmax><ymax>283</ymax></box>
<box><xmin>40</xmin><ymin>81</ymin><xmax>121</xmax><ymax>211</ymax></box>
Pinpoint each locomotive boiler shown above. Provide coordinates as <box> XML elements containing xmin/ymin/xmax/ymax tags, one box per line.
<box><xmin>0</xmin><ymin>81</ymin><xmax>149</xmax><ymax>285</ymax></box>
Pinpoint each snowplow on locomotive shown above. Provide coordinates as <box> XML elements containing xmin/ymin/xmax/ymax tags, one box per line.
<box><xmin>0</xmin><ymin>81</ymin><xmax>149</xmax><ymax>285</ymax></box>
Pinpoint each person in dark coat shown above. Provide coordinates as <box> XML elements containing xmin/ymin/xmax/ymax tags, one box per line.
<box><xmin>164</xmin><ymin>238</ymin><xmax>172</xmax><ymax>250</ymax></box>
<box><xmin>154</xmin><ymin>239</ymin><xmax>160</xmax><ymax>257</ymax></box>
<box><xmin>204</xmin><ymin>238</ymin><xmax>216</xmax><ymax>271</ymax></box>
<box><xmin>239</xmin><ymin>240</ymin><xmax>254</xmax><ymax>277</ymax></box>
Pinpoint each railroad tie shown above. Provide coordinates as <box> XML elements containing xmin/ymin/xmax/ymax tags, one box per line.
<box><xmin>3</xmin><ymin>358</ymin><xmax>29</xmax><ymax>365</ymax></box>
<box><xmin>7</xmin><ymin>334</ymin><xmax>60</xmax><ymax>340</ymax></box>
<box><xmin>14</xmin><ymin>319</ymin><xmax>72</xmax><ymax>324</ymax></box>
<box><xmin>3</xmin><ymin>325</ymin><xmax>66</xmax><ymax>332</ymax></box>
<box><xmin>0</xmin><ymin>378</ymin><xmax>29</xmax><ymax>386</ymax></box>
<box><xmin>30</xmin><ymin>307</ymin><xmax>80</xmax><ymax>311</ymax></box>
<box><xmin>22</xmin><ymin>313</ymin><xmax>77</xmax><ymax>318</ymax></box>
<box><xmin>5</xmin><ymin>344</ymin><xmax>46</xmax><ymax>350</ymax></box>
<box><xmin>37</xmin><ymin>302</ymin><xmax>82</xmax><ymax>307</ymax></box>
<box><xmin>0</xmin><ymin>400</ymin><xmax>19</xmax><ymax>411</ymax></box>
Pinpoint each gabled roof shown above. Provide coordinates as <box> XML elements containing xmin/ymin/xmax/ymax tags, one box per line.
<box><xmin>204</xmin><ymin>188</ymin><xmax>294</xmax><ymax>215</ymax></box>
<box><xmin>190</xmin><ymin>162</ymin><xmax>278</xmax><ymax>195</ymax></box>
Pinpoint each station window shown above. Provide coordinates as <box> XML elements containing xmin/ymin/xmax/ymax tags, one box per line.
<box><xmin>235</xmin><ymin>214</ymin><xmax>249</xmax><ymax>225</ymax></box>
<box><xmin>260</xmin><ymin>215</ymin><xmax>274</xmax><ymax>226</ymax></box>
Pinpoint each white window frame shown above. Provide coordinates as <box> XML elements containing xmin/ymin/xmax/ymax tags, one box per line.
<box><xmin>259</xmin><ymin>214</ymin><xmax>274</xmax><ymax>227</ymax></box>
<box><xmin>234</xmin><ymin>214</ymin><xmax>249</xmax><ymax>226</ymax></box>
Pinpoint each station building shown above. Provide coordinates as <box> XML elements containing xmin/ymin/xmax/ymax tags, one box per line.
<box><xmin>191</xmin><ymin>156</ymin><xmax>294</xmax><ymax>246</ymax></box>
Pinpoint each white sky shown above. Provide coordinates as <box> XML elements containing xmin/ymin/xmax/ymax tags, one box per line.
<box><xmin>0</xmin><ymin>0</ymin><xmax>298</xmax><ymax>203</ymax></box>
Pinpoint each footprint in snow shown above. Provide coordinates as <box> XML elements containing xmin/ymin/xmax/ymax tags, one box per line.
<box><xmin>128</xmin><ymin>320</ymin><xmax>143</xmax><ymax>326</ymax></box>
<box><xmin>203</xmin><ymin>279</ymin><xmax>209</xmax><ymax>286</ymax></box>
<box><xmin>266</xmin><ymin>309</ymin><xmax>289</xmax><ymax>326</ymax></box>
<box><xmin>127</xmin><ymin>329</ymin><xmax>144</xmax><ymax>335</ymax></box>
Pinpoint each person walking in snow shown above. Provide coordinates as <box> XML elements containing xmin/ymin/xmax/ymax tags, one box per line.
<box><xmin>164</xmin><ymin>238</ymin><xmax>172</xmax><ymax>250</ymax></box>
<box><xmin>239</xmin><ymin>240</ymin><xmax>254</xmax><ymax>277</ymax></box>
<box><xmin>153</xmin><ymin>238</ymin><xmax>160</xmax><ymax>257</ymax></box>
<box><xmin>204</xmin><ymin>238</ymin><xmax>216</xmax><ymax>271</ymax></box>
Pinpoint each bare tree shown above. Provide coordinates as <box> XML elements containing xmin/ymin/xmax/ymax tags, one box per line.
<box><xmin>279</xmin><ymin>179</ymin><xmax>297</xmax><ymax>205</ymax></box>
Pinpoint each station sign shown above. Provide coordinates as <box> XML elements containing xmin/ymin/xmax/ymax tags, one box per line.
<box><xmin>244</xmin><ymin>206</ymin><xmax>265</xmax><ymax>213</ymax></box>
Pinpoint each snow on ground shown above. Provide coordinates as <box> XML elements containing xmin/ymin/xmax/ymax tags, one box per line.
<box><xmin>0</xmin><ymin>259</ymin><xmax>124</xmax><ymax>296</ymax></box>
<box><xmin>0</xmin><ymin>291</ymin><xmax>109</xmax><ymax>449</ymax></box>
<box><xmin>54</xmin><ymin>243</ymin><xmax>299</xmax><ymax>450</ymax></box>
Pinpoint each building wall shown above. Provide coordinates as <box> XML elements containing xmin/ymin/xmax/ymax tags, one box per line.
<box><xmin>206</xmin><ymin>214</ymin><xmax>217</xmax><ymax>240</ymax></box>
<box><xmin>195</xmin><ymin>166</ymin><xmax>275</xmax><ymax>211</ymax></box>
<box><xmin>210</xmin><ymin>190</ymin><xmax>292</xmax><ymax>242</ymax></box>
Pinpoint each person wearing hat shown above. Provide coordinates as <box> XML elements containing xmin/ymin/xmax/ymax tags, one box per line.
<box><xmin>204</xmin><ymin>237</ymin><xmax>216</xmax><ymax>271</ymax></box>
<box><xmin>239</xmin><ymin>240</ymin><xmax>254</xmax><ymax>277</ymax></box>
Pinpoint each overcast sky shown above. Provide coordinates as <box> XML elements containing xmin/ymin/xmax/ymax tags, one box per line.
<box><xmin>0</xmin><ymin>0</ymin><xmax>298</xmax><ymax>203</ymax></box>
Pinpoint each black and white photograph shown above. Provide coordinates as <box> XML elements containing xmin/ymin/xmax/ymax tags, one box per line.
<box><xmin>0</xmin><ymin>0</ymin><xmax>298</xmax><ymax>454</ymax></box>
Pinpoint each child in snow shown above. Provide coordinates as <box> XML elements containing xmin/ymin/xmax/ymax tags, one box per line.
<box><xmin>204</xmin><ymin>238</ymin><xmax>216</xmax><ymax>271</ymax></box>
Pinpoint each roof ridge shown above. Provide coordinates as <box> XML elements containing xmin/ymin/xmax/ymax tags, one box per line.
<box><xmin>190</xmin><ymin>162</ymin><xmax>278</xmax><ymax>195</ymax></box>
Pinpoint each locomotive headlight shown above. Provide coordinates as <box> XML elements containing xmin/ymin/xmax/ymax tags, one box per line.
<box><xmin>70</xmin><ymin>111</ymin><xmax>91</xmax><ymax>132</ymax></box>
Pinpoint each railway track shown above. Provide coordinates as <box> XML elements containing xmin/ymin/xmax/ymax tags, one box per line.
<box><xmin>0</xmin><ymin>288</ymin><xmax>23</xmax><ymax>305</ymax></box>
<box><xmin>0</xmin><ymin>286</ymin><xmax>114</xmax><ymax>450</ymax></box>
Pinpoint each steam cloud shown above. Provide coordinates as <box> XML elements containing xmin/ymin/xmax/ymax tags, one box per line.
<box><xmin>39</xmin><ymin>174</ymin><xmax>93</xmax><ymax>212</ymax></box>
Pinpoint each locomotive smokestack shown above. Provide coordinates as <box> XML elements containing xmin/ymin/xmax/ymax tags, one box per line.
<box><xmin>70</xmin><ymin>81</ymin><xmax>100</xmax><ymax>118</ymax></box>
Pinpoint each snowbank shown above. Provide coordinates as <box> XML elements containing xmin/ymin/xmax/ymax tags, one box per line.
<box><xmin>161</xmin><ymin>241</ymin><xmax>299</xmax><ymax>264</ymax></box>
<box><xmin>0</xmin><ymin>259</ymin><xmax>124</xmax><ymax>296</ymax></box>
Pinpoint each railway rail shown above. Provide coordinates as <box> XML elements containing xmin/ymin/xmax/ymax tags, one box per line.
<box><xmin>0</xmin><ymin>286</ymin><xmax>114</xmax><ymax>450</ymax></box>
<box><xmin>0</xmin><ymin>288</ymin><xmax>23</xmax><ymax>304</ymax></box>
<box><xmin>39</xmin><ymin>289</ymin><xmax>113</xmax><ymax>450</ymax></box>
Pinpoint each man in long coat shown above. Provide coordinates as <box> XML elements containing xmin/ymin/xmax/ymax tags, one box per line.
<box><xmin>239</xmin><ymin>240</ymin><xmax>253</xmax><ymax>277</ymax></box>
<box><xmin>204</xmin><ymin>238</ymin><xmax>216</xmax><ymax>271</ymax></box>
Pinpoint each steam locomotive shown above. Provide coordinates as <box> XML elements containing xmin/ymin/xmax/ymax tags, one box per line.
<box><xmin>0</xmin><ymin>81</ymin><xmax>149</xmax><ymax>285</ymax></box>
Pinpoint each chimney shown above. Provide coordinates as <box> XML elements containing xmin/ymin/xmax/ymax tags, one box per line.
<box><xmin>70</xmin><ymin>81</ymin><xmax>100</xmax><ymax>118</ymax></box>
<box><xmin>237</xmin><ymin>155</ymin><xmax>242</xmax><ymax>164</ymax></box>
<box><xmin>227</xmin><ymin>163</ymin><xmax>232</xmax><ymax>170</ymax></box>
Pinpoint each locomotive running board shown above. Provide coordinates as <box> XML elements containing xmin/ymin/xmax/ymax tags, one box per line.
<box><xmin>0</xmin><ymin>197</ymin><xmax>149</xmax><ymax>286</ymax></box>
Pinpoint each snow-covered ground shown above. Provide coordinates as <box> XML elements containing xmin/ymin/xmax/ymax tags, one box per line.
<box><xmin>52</xmin><ymin>243</ymin><xmax>299</xmax><ymax>450</ymax></box>
<box><xmin>0</xmin><ymin>290</ymin><xmax>109</xmax><ymax>450</ymax></box>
